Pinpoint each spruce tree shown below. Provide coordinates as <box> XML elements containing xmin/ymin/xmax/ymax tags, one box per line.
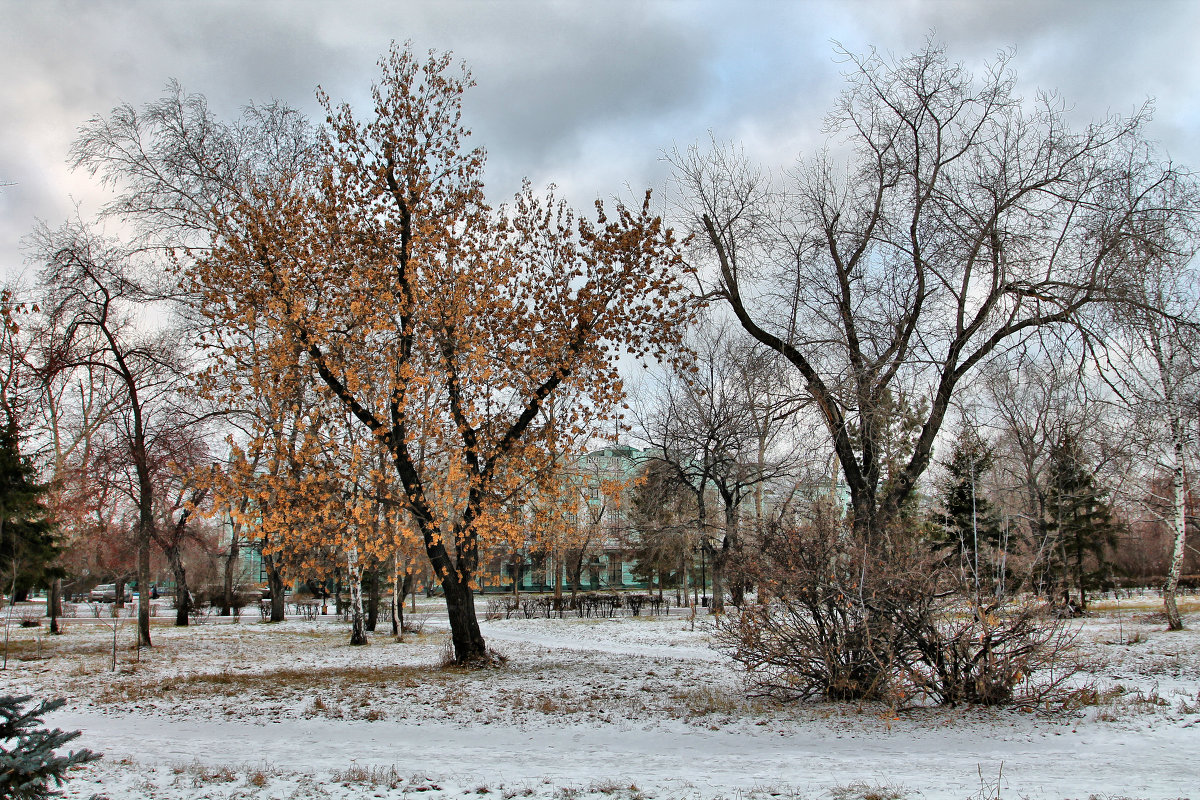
<box><xmin>1043</xmin><ymin>433</ymin><xmax>1121</xmax><ymax>613</ymax></box>
<box><xmin>936</xmin><ymin>430</ymin><xmax>1005</xmax><ymax>593</ymax></box>
<box><xmin>0</xmin><ymin>413</ymin><xmax>57</xmax><ymax>604</ymax></box>
<box><xmin>0</xmin><ymin>695</ymin><xmax>100</xmax><ymax>798</ymax></box>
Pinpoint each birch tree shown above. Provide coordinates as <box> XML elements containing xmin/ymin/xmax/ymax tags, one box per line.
<box><xmin>1100</xmin><ymin>182</ymin><xmax>1200</xmax><ymax>629</ymax></box>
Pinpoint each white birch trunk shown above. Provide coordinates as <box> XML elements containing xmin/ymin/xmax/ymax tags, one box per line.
<box><xmin>1164</xmin><ymin>416</ymin><xmax>1188</xmax><ymax>631</ymax></box>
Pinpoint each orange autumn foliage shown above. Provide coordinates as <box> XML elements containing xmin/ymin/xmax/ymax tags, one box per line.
<box><xmin>189</xmin><ymin>44</ymin><xmax>695</xmax><ymax>663</ymax></box>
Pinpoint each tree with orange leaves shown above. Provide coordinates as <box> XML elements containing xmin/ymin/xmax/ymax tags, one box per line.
<box><xmin>177</xmin><ymin>46</ymin><xmax>694</xmax><ymax>663</ymax></box>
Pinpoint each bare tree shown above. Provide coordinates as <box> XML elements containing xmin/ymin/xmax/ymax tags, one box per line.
<box><xmin>672</xmin><ymin>41</ymin><xmax>1195</xmax><ymax>542</ymax></box>
<box><xmin>71</xmin><ymin>81</ymin><xmax>316</xmax><ymax>256</ymax></box>
<box><xmin>636</xmin><ymin>318</ymin><xmax>800</xmax><ymax>611</ymax></box>
<box><xmin>72</xmin><ymin>82</ymin><xmax>322</xmax><ymax>622</ymax></box>
<box><xmin>30</xmin><ymin>220</ymin><xmax>188</xmax><ymax>646</ymax></box>
<box><xmin>151</xmin><ymin>436</ymin><xmax>214</xmax><ymax>626</ymax></box>
<box><xmin>980</xmin><ymin>345</ymin><xmax>1139</xmax><ymax>611</ymax></box>
<box><xmin>1098</xmin><ymin>195</ymin><xmax>1200</xmax><ymax>628</ymax></box>
<box><xmin>624</xmin><ymin>456</ymin><xmax>703</xmax><ymax>604</ymax></box>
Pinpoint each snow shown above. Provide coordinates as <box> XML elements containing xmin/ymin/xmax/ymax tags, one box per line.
<box><xmin>3</xmin><ymin>596</ymin><xmax>1198</xmax><ymax>800</ymax></box>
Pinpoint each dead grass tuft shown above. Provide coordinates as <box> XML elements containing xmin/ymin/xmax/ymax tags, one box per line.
<box><xmin>329</xmin><ymin>764</ymin><xmax>404</xmax><ymax>788</ymax></box>
<box><xmin>186</xmin><ymin>761</ymin><xmax>237</xmax><ymax>786</ymax></box>
<box><xmin>585</xmin><ymin>779</ymin><xmax>647</xmax><ymax>800</ymax></box>
<box><xmin>246</xmin><ymin>769</ymin><xmax>269</xmax><ymax>788</ymax></box>
<box><xmin>669</xmin><ymin>685</ymin><xmax>754</xmax><ymax>716</ymax></box>
<box><xmin>826</xmin><ymin>781</ymin><xmax>908</xmax><ymax>800</ymax></box>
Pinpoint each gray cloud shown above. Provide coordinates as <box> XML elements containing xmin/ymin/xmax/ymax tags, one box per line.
<box><xmin>3</xmin><ymin>0</ymin><xmax>1197</xmax><ymax>279</ymax></box>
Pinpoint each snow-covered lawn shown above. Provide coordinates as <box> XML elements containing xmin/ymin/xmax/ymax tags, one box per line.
<box><xmin>3</xmin><ymin>597</ymin><xmax>1198</xmax><ymax>800</ymax></box>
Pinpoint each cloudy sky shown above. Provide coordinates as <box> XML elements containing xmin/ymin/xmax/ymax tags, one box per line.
<box><xmin>2</xmin><ymin>0</ymin><xmax>1196</xmax><ymax>281</ymax></box>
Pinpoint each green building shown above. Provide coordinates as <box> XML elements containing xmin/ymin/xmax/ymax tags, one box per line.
<box><xmin>489</xmin><ymin>444</ymin><xmax>651</xmax><ymax>593</ymax></box>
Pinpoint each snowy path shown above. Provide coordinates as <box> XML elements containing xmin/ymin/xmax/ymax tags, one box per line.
<box><xmin>49</xmin><ymin>702</ymin><xmax>1198</xmax><ymax>799</ymax></box>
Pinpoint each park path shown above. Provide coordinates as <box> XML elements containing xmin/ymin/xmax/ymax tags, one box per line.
<box><xmin>48</xmin><ymin>704</ymin><xmax>1196</xmax><ymax>799</ymax></box>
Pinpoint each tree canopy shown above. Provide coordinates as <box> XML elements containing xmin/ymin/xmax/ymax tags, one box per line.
<box><xmin>185</xmin><ymin>46</ymin><xmax>695</xmax><ymax>662</ymax></box>
<box><xmin>673</xmin><ymin>42</ymin><xmax>1196</xmax><ymax>540</ymax></box>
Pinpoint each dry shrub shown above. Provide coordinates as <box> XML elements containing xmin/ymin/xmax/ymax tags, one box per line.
<box><xmin>714</xmin><ymin>506</ymin><xmax>897</xmax><ymax>702</ymax></box>
<box><xmin>715</xmin><ymin>506</ymin><xmax>1084</xmax><ymax>708</ymax></box>
<box><xmin>884</xmin><ymin>576</ymin><xmax>1084</xmax><ymax>707</ymax></box>
<box><xmin>486</xmin><ymin>597</ymin><xmax>520</xmax><ymax>620</ymax></box>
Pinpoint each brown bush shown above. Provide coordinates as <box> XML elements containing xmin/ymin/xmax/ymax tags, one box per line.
<box><xmin>715</xmin><ymin>506</ymin><xmax>1083</xmax><ymax>708</ymax></box>
<box><xmin>714</xmin><ymin>506</ymin><xmax>897</xmax><ymax>702</ymax></box>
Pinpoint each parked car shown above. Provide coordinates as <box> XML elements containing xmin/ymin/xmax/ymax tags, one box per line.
<box><xmin>89</xmin><ymin>584</ymin><xmax>118</xmax><ymax>603</ymax></box>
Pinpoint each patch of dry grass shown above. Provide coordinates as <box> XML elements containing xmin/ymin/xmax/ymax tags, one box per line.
<box><xmin>1088</xmin><ymin>596</ymin><xmax>1200</xmax><ymax>614</ymax></box>
<box><xmin>826</xmin><ymin>780</ymin><xmax>909</xmax><ymax>800</ymax></box>
<box><xmin>329</xmin><ymin>763</ymin><xmax>408</xmax><ymax>788</ymax></box>
<box><xmin>95</xmin><ymin>663</ymin><xmax>453</xmax><ymax>704</ymax></box>
<box><xmin>668</xmin><ymin>685</ymin><xmax>758</xmax><ymax>716</ymax></box>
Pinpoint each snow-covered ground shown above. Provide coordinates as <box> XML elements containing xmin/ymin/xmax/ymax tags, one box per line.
<box><xmin>3</xmin><ymin>596</ymin><xmax>1198</xmax><ymax>800</ymax></box>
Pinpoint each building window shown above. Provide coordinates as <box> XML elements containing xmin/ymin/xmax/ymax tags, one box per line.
<box><xmin>607</xmin><ymin>556</ymin><xmax>623</xmax><ymax>586</ymax></box>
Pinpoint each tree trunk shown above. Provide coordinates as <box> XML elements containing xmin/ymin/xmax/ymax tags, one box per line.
<box><xmin>220</xmin><ymin>521</ymin><xmax>241</xmax><ymax>616</ymax></box>
<box><xmin>133</xmin><ymin>428</ymin><xmax>155</xmax><ymax>646</ymax></box>
<box><xmin>729</xmin><ymin>559</ymin><xmax>746</xmax><ymax>607</ymax></box>
<box><xmin>553</xmin><ymin>547</ymin><xmax>563</xmax><ymax>602</ymax></box>
<box><xmin>568</xmin><ymin>549</ymin><xmax>583</xmax><ymax>599</ymax></box>
<box><xmin>166</xmin><ymin>544</ymin><xmax>190</xmax><ymax>627</ymax></box>
<box><xmin>679</xmin><ymin>547</ymin><xmax>689</xmax><ymax>608</ymax></box>
<box><xmin>442</xmin><ymin>571</ymin><xmax>487</xmax><ymax>664</ymax></box>
<box><xmin>397</xmin><ymin>569</ymin><xmax>414</xmax><ymax>636</ymax></box>
<box><xmin>334</xmin><ymin>567</ymin><xmax>344</xmax><ymax>616</ymax></box>
<box><xmin>263</xmin><ymin>550</ymin><xmax>286</xmax><ymax>622</ymax></box>
<box><xmin>1164</xmin><ymin>427</ymin><xmax>1187</xmax><ymax>631</ymax></box>
<box><xmin>48</xmin><ymin>578</ymin><xmax>61</xmax><ymax>635</ymax></box>
<box><xmin>392</xmin><ymin>555</ymin><xmax>402</xmax><ymax>639</ymax></box>
<box><xmin>710</xmin><ymin>547</ymin><xmax>725</xmax><ymax>614</ymax></box>
<box><xmin>365</xmin><ymin>567</ymin><xmax>380</xmax><ymax>632</ymax></box>
<box><xmin>713</xmin><ymin>499</ymin><xmax>741</xmax><ymax>612</ymax></box>
<box><xmin>347</xmin><ymin>549</ymin><xmax>367</xmax><ymax>646</ymax></box>
<box><xmin>1073</xmin><ymin>529</ymin><xmax>1088</xmax><ymax>614</ymax></box>
<box><xmin>137</xmin><ymin>530</ymin><xmax>151</xmax><ymax>645</ymax></box>
<box><xmin>114</xmin><ymin>577</ymin><xmax>126</xmax><ymax>608</ymax></box>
